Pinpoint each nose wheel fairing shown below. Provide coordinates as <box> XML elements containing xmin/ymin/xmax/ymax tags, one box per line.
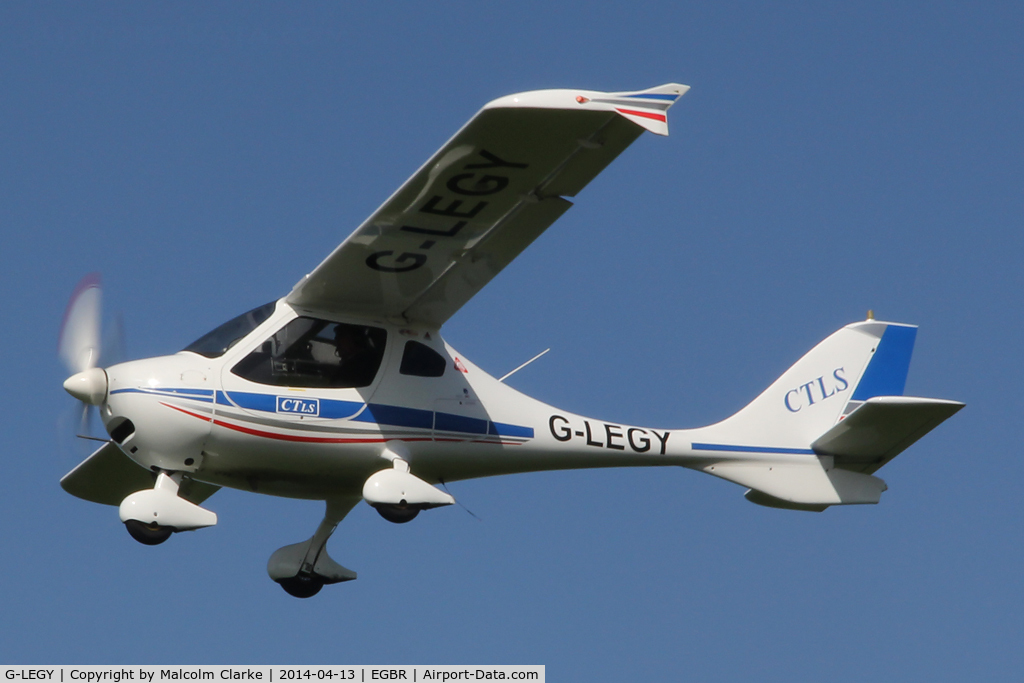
<box><xmin>119</xmin><ymin>471</ymin><xmax>218</xmax><ymax>532</ymax></box>
<box><xmin>267</xmin><ymin>497</ymin><xmax>360</xmax><ymax>598</ymax></box>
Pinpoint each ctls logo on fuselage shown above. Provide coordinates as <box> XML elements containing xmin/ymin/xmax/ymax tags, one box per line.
<box><xmin>277</xmin><ymin>396</ymin><xmax>320</xmax><ymax>416</ymax></box>
<box><xmin>783</xmin><ymin>368</ymin><xmax>848</xmax><ymax>413</ymax></box>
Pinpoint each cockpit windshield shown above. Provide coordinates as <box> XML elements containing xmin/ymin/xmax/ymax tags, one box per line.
<box><xmin>182</xmin><ymin>301</ymin><xmax>277</xmax><ymax>359</ymax></box>
<box><xmin>231</xmin><ymin>317</ymin><xmax>387</xmax><ymax>389</ymax></box>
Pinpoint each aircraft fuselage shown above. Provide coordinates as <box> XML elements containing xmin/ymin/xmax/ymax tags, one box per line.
<box><xmin>103</xmin><ymin>298</ymin><xmax>701</xmax><ymax>501</ymax></box>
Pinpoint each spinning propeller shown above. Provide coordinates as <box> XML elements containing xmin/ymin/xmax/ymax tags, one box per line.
<box><xmin>58</xmin><ymin>274</ymin><xmax>109</xmax><ymax>441</ymax></box>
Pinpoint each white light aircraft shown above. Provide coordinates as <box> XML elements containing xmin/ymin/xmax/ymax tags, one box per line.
<box><xmin>59</xmin><ymin>84</ymin><xmax>963</xmax><ymax>598</ymax></box>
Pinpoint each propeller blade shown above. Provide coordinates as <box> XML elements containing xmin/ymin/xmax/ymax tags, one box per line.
<box><xmin>78</xmin><ymin>401</ymin><xmax>92</xmax><ymax>437</ymax></box>
<box><xmin>100</xmin><ymin>310</ymin><xmax>126</xmax><ymax>369</ymax></box>
<box><xmin>59</xmin><ymin>273</ymin><xmax>102</xmax><ymax>374</ymax></box>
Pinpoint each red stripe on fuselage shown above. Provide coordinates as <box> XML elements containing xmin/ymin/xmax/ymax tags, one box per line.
<box><xmin>161</xmin><ymin>402</ymin><xmax>516</xmax><ymax>445</ymax></box>
<box><xmin>161</xmin><ymin>402</ymin><xmax>394</xmax><ymax>444</ymax></box>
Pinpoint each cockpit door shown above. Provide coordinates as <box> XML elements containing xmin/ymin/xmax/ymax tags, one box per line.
<box><xmin>216</xmin><ymin>314</ymin><xmax>390</xmax><ymax>427</ymax></box>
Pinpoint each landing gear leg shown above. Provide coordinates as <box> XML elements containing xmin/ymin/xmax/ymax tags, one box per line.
<box><xmin>268</xmin><ymin>496</ymin><xmax>360</xmax><ymax>598</ymax></box>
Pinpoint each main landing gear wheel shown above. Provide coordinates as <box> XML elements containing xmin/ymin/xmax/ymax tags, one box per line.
<box><xmin>375</xmin><ymin>503</ymin><xmax>420</xmax><ymax>524</ymax></box>
<box><xmin>125</xmin><ymin>520</ymin><xmax>173</xmax><ymax>545</ymax></box>
<box><xmin>277</xmin><ymin>574</ymin><xmax>325</xmax><ymax>598</ymax></box>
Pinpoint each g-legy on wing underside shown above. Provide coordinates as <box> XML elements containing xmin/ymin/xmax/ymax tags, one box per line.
<box><xmin>287</xmin><ymin>84</ymin><xmax>689</xmax><ymax>327</ymax></box>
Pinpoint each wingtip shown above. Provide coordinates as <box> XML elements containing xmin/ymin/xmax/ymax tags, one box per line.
<box><xmin>606</xmin><ymin>83</ymin><xmax>689</xmax><ymax>136</ymax></box>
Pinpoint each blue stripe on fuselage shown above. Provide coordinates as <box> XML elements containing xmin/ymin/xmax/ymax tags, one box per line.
<box><xmin>354</xmin><ymin>403</ymin><xmax>434</xmax><ymax>430</ymax></box>
<box><xmin>435</xmin><ymin>412</ymin><xmax>488</xmax><ymax>435</ymax></box>
<box><xmin>220</xmin><ymin>390</ymin><xmax>363</xmax><ymax>419</ymax></box>
<box><xmin>132</xmin><ymin>387</ymin><xmax>534</xmax><ymax>439</ymax></box>
<box><xmin>691</xmin><ymin>442</ymin><xmax>816</xmax><ymax>455</ymax></box>
<box><xmin>490</xmin><ymin>421</ymin><xmax>534</xmax><ymax>438</ymax></box>
<box><xmin>110</xmin><ymin>388</ymin><xmax>213</xmax><ymax>403</ymax></box>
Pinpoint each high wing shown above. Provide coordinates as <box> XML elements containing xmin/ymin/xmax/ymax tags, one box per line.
<box><xmin>286</xmin><ymin>83</ymin><xmax>688</xmax><ymax>326</ymax></box>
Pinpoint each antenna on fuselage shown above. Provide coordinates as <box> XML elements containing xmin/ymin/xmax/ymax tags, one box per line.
<box><xmin>498</xmin><ymin>348</ymin><xmax>551</xmax><ymax>382</ymax></box>
<box><xmin>438</xmin><ymin>479</ymin><xmax>481</xmax><ymax>521</ymax></box>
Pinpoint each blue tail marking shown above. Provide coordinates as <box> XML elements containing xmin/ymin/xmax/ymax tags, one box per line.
<box><xmin>851</xmin><ymin>324</ymin><xmax>917</xmax><ymax>400</ymax></box>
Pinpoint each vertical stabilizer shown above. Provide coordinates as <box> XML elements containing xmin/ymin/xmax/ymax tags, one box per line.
<box><xmin>685</xmin><ymin>319</ymin><xmax>962</xmax><ymax>510</ymax></box>
<box><xmin>695</xmin><ymin>321</ymin><xmax>918</xmax><ymax>451</ymax></box>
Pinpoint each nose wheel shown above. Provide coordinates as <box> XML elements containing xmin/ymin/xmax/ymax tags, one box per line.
<box><xmin>277</xmin><ymin>573</ymin><xmax>325</xmax><ymax>598</ymax></box>
<box><xmin>124</xmin><ymin>519</ymin><xmax>173</xmax><ymax>545</ymax></box>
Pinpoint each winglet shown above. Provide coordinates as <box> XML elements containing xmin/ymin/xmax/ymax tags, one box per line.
<box><xmin>602</xmin><ymin>83</ymin><xmax>689</xmax><ymax>136</ymax></box>
<box><xmin>484</xmin><ymin>82</ymin><xmax>689</xmax><ymax>136</ymax></box>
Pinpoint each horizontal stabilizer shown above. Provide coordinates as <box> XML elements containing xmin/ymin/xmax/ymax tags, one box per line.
<box><xmin>812</xmin><ymin>396</ymin><xmax>964</xmax><ymax>474</ymax></box>
<box><xmin>61</xmin><ymin>441</ymin><xmax>220</xmax><ymax>506</ymax></box>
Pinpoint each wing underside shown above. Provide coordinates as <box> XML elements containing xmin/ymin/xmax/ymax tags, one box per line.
<box><xmin>61</xmin><ymin>441</ymin><xmax>220</xmax><ymax>507</ymax></box>
<box><xmin>286</xmin><ymin>84</ymin><xmax>688</xmax><ymax>326</ymax></box>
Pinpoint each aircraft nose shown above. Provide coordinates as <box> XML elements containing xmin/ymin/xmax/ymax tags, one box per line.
<box><xmin>63</xmin><ymin>367</ymin><xmax>108</xmax><ymax>405</ymax></box>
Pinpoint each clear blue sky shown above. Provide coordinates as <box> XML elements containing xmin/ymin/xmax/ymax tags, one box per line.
<box><xmin>3</xmin><ymin>3</ymin><xmax>1022</xmax><ymax>680</ymax></box>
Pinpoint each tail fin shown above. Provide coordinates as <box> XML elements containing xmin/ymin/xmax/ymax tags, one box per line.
<box><xmin>691</xmin><ymin>320</ymin><xmax>962</xmax><ymax>510</ymax></box>
<box><xmin>699</xmin><ymin>320</ymin><xmax>917</xmax><ymax>449</ymax></box>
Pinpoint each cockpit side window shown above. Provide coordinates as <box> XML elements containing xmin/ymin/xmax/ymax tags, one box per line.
<box><xmin>399</xmin><ymin>341</ymin><xmax>447</xmax><ymax>377</ymax></box>
<box><xmin>183</xmin><ymin>301</ymin><xmax>277</xmax><ymax>359</ymax></box>
<box><xmin>231</xmin><ymin>317</ymin><xmax>387</xmax><ymax>389</ymax></box>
